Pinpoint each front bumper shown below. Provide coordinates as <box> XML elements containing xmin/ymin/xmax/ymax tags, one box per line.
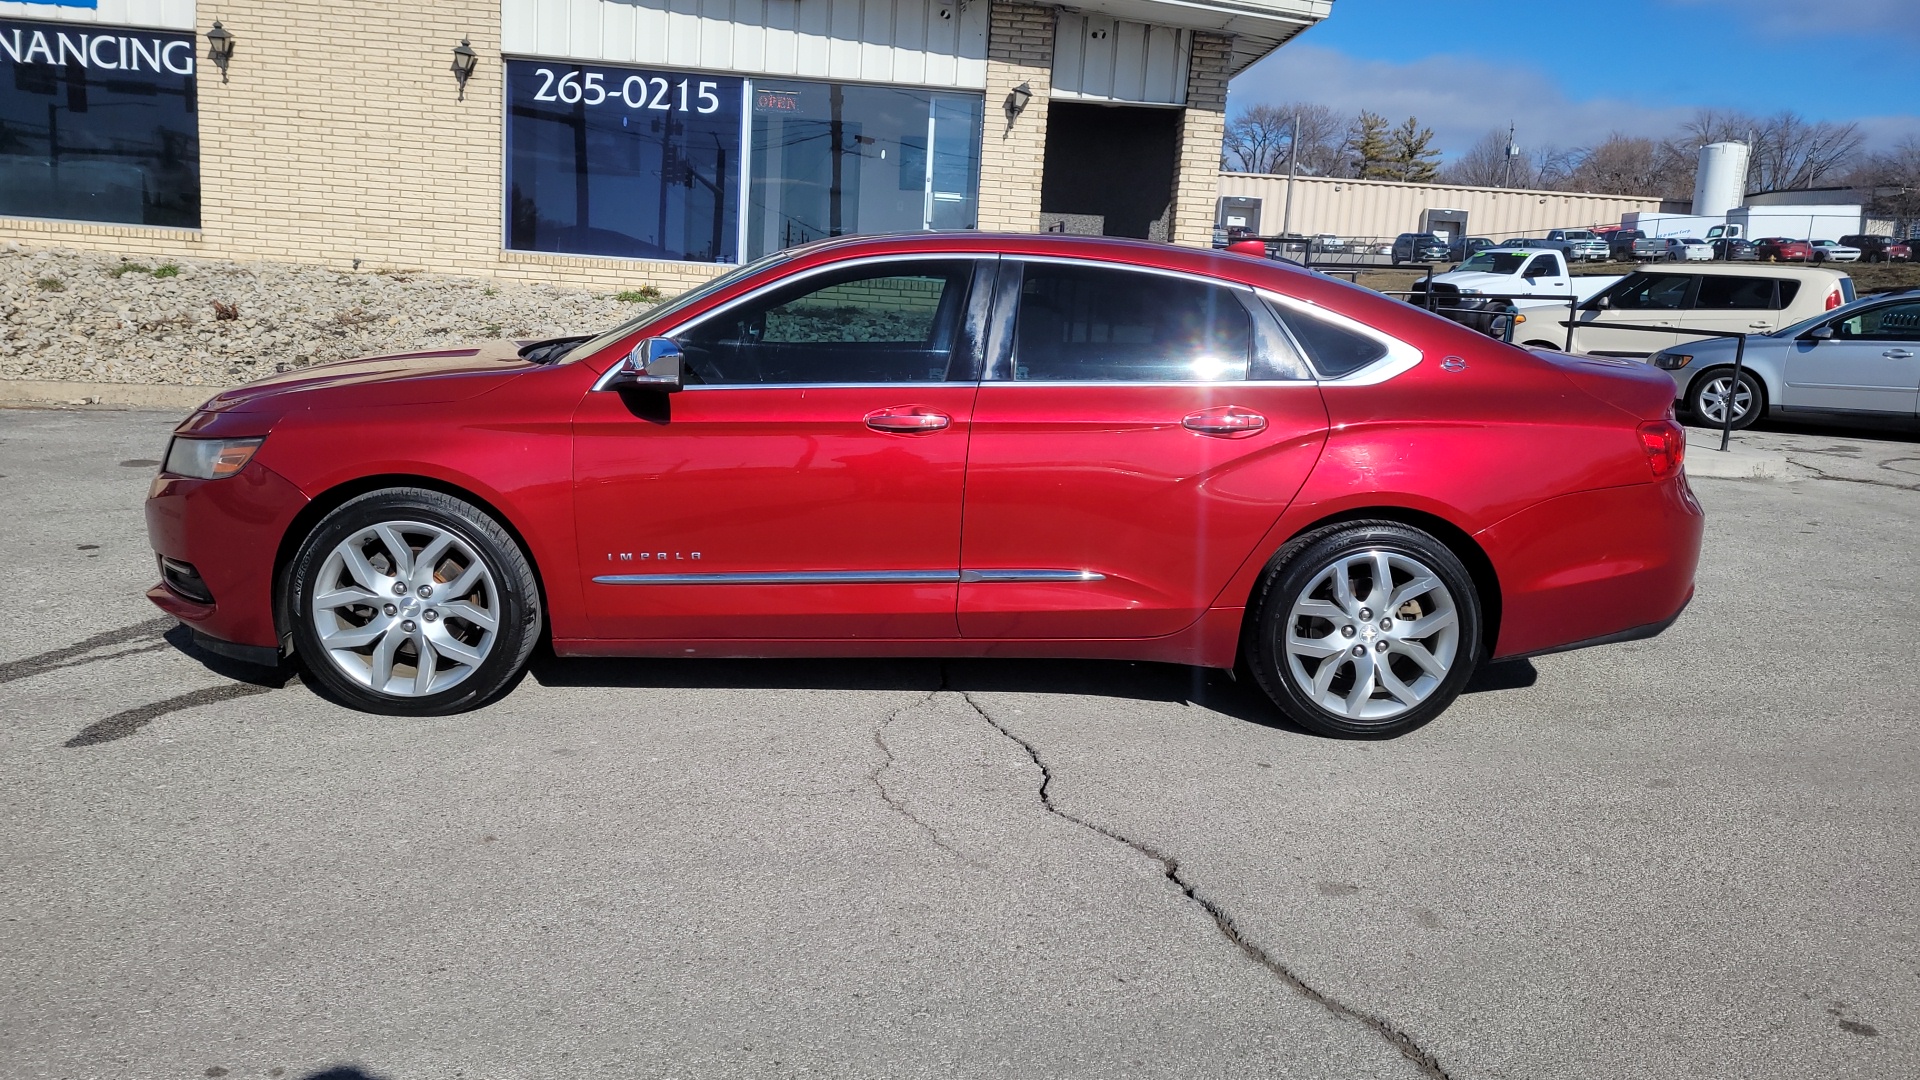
<box><xmin>1479</xmin><ymin>475</ymin><xmax>1704</xmax><ymax>660</ymax></box>
<box><xmin>145</xmin><ymin>461</ymin><xmax>310</xmax><ymax>650</ymax></box>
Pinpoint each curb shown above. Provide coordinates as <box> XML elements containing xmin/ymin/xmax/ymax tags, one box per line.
<box><xmin>0</xmin><ymin>380</ymin><xmax>213</xmax><ymax>412</ymax></box>
<box><xmin>1685</xmin><ymin>432</ymin><xmax>1793</xmax><ymax>480</ymax></box>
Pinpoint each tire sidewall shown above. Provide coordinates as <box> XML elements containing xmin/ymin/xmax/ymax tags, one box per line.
<box><xmin>288</xmin><ymin>489</ymin><xmax>538</xmax><ymax>716</ymax></box>
<box><xmin>1248</xmin><ymin>523</ymin><xmax>1482</xmax><ymax>739</ymax></box>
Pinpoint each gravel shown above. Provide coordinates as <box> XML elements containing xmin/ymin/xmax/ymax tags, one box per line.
<box><xmin>0</xmin><ymin>244</ymin><xmax>656</xmax><ymax>386</ymax></box>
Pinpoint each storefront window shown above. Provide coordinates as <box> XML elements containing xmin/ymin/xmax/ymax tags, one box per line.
<box><xmin>505</xmin><ymin>59</ymin><xmax>744</xmax><ymax>263</ymax></box>
<box><xmin>0</xmin><ymin>19</ymin><xmax>200</xmax><ymax>227</ymax></box>
<box><xmin>747</xmin><ymin>81</ymin><xmax>981</xmax><ymax>260</ymax></box>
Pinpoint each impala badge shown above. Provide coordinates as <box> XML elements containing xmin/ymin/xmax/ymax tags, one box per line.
<box><xmin>607</xmin><ymin>551</ymin><xmax>702</xmax><ymax>562</ymax></box>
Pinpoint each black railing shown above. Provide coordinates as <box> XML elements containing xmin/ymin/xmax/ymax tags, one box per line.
<box><xmin>1583</xmin><ymin>322</ymin><xmax>1750</xmax><ymax>452</ymax></box>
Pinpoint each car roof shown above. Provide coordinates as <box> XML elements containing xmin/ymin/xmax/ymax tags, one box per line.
<box><xmin>1634</xmin><ymin>262</ymin><xmax>1847</xmax><ymax>280</ymax></box>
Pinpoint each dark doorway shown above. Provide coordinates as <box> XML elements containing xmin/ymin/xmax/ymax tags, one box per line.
<box><xmin>1041</xmin><ymin>102</ymin><xmax>1179</xmax><ymax>240</ymax></box>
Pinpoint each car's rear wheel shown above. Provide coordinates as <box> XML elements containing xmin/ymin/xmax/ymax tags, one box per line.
<box><xmin>1244</xmin><ymin>522</ymin><xmax>1482</xmax><ymax>739</ymax></box>
<box><xmin>287</xmin><ymin>488</ymin><xmax>540</xmax><ymax>715</ymax></box>
<box><xmin>1687</xmin><ymin>368</ymin><xmax>1763</xmax><ymax>430</ymax></box>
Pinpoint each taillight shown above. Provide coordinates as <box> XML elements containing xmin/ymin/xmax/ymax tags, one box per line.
<box><xmin>1826</xmin><ymin>288</ymin><xmax>1843</xmax><ymax>311</ymax></box>
<box><xmin>1638</xmin><ymin>419</ymin><xmax>1686</xmax><ymax>480</ymax></box>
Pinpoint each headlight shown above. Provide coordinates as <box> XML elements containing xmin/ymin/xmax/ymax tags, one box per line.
<box><xmin>1649</xmin><ymin>350</ymin><xmax>1694</xmax><ymax>370</ymax></box>
<box><xmin>1458</xmin><ymin>288</ymin><xmax>1482</xmax><ymax>296</ymax></box>
<box><xmin>163</xmin><ymin>436</ymin><xmax>264</xmax><ymax>479</ymax></box>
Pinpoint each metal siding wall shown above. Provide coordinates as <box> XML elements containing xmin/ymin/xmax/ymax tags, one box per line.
<box><xmin>0</xmin><ymin>0</ymin><xmax>193</xmax><ymax>30</ymax></box>
<box><xmin>1050</xmin><ymin>12</ymin><xmax>1187</xmax><ymax>105</ymax></box>
<box><xmin>501</xmin><ymin>0</ymin><xmax>988</xmax><ymax>89</ymax></box>
<box><xmin>1216</xmin><ymin>174</ymin><xmax>1665</xmax><ymax>240</ymax></box>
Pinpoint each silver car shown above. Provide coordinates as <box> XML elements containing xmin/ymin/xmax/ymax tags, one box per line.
<box><xmin>1650</xmin><ymin>292</ymin><xmax>1920</xmax><ymax>428</ymax></box>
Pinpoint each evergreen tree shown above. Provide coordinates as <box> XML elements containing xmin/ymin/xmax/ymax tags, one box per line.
<box><xmin>1346</xmin><ymin>111</ymin><xmax>1394</xmax><ymax>179</ymax></box>
<box><xmin>1390</xmin><ymin>117</ymin><xmax>1442</xmax><ymax>182</ymax></box>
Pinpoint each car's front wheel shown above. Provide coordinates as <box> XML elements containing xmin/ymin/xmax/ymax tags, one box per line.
<box><xmin>287</xmin><ymin>488</ymin><xmax>541</xmax><ymax>715</ymax></box>
<box><xmin>1687</xmin><ymin>368</ymin><xmax>1763</xmax><ymax>430</ymax></box>
<box><xmin>1244</xmin><ymin>522</ymin><xmax>1482</xmax><ymax>739</ymax></box>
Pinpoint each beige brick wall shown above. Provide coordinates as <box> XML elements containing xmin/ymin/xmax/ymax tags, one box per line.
<box><xmin>1170</xmin><ymin>31</ymin><xmax>1232</xmax><ymax>248</ymax></box>
<box><xmin>0</xmin><ymin>0</ymin><xmax>721</xmax><ymax>294</ymax></box>
<box><xmin>976</xmin><ymin>1</ymin><xmax>1054</xmax><ymax>234</ymax></box>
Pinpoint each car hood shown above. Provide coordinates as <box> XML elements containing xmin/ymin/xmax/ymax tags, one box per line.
<box><xmin>1525</xmin><ymin>348</ymin><xmax>1682</xmax><ymax>420</ymax></box>
<box><xmin>197</xmin><ymin>341</ymin><xmax>540</xmax><ymax>415</ymax></box>
<box><xmin>1429</xmin><ymin>271</ymin><xmax>1543</xmax><ymax>291</ymax></box>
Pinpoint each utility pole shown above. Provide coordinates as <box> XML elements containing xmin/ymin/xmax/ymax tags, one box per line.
<box><xmin>1281</xmin><ymin>111</ymin><xmax>1300</xmax><ymax>243</ymax></box>
<box><xmin>1502</xmin><ymin>121</ymin><xmax>1519</xmax><ymax>188</ymax></box>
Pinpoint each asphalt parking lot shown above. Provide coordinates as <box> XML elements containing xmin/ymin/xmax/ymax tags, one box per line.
<box><xmin>2</xmin><ymin>406</ymin><xmax>1916</xmax><ymax>1080</ymax></box>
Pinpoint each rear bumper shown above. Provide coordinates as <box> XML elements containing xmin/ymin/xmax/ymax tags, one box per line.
<box><xmin>144</xmin><ymin>462</ymin><xmax>309</xmax><ymax>649</ymax></box>
<box><xmin>1479</xmin><ymin>475</ymin><xmax>1704</xmax><ymax>661</ymax></box>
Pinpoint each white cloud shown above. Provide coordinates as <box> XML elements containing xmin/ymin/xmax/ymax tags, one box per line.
<box><xmin>1661</xmin><ymin>0</ymin><xmax>1920</xmax><ymax>44</ymax></box>
<box><xmin>1229</xmin><ymin>44</ymin><xmax>1694</xmax><ymax>161</ymax></box>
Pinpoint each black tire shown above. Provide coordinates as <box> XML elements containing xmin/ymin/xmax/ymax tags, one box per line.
<box><xmin>287</xmin><ymin>488</ymin><xmax>541</xmax><ymax>715</ymax></box>
<box><xmin>1685</xmin><ymin>367</ymin><xmax>1763</xmax><ymax>431</ymax></box>
<box><xmin>1243</xmin><ymin>521</ymin><xmax>1483</xmax><ymax>739</ymax></box>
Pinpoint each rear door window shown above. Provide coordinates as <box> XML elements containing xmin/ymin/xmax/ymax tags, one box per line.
<box><xmin>1271</xmin><ymin>304</ymin><xmax>1389</xmax><ymax>378</ymax></box>
<box><xmin>1694</xmin><ymin>276</ymin><xmax>1777</xmax><ymax>310</ymax></box>
<box><xmin>1006</xmin><ymin>263</ymin><xmax>1252</xmax><ymax>382</ymax></box>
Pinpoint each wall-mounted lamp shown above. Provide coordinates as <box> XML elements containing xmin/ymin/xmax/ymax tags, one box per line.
<box><xmin>1004</xmin><ymin>81</ymin><xmax>1033</xmax><ymax>119</ymax></box>
<box><xmin>205</xmin><ymin>21</ymin><xmax>234</xmax><ymax>82</ymax></box>
<box><xmin>451</xmin><ymin>38</ymin><xmax>480</xmax><ymax>100</ymax></box>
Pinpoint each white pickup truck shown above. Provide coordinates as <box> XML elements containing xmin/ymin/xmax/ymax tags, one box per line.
<box><xmin>1410</xmin><ymin>247</ymin><xmax>1620</xmax><ymax>305</ymax></box>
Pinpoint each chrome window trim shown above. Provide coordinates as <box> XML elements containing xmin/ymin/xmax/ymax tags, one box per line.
<box><xmin>1259</xmin><ymin>290</ymin><xmax>1423</xmax><ymax>387</ymax></box>
<box><xmin>593</xmin><ymin>568</ymin><xmax>1105</xmax><ymax>586</ymax></box>
<box><xmin>973</xmin><ymin>380</ymin><xmax>1319</xmax><ymax>389</ymax></box>
<box><xmin>593</xmin><ymin>252</ymin><xmax>991</xmax><ymax>393</ymax></box>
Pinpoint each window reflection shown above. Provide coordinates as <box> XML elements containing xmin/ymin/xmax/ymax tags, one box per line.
<box><xmin>748</xmin><ymin>81</ymin><xmax>981</xmax><ymax>259</ymax></box>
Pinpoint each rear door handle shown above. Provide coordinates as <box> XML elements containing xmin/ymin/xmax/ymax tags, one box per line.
<box><xmin>1884</xmin><ymin>349</ymin><xmax>1915</xmax><ymax>359</ymax></box>
<box><xmin>865</xmin><ymin>408</ymin><xmax>951</xmax><ymax>434</ymax></box>
<box><xmin>1182</xmin><ymin>407</ymin><xmax>1268</xmax><ymax>436</ymax></box>
<box><xmin>1748</xmin><ymin>322</ymin><xmax>1772</xmax><ymax>329</ymax></box>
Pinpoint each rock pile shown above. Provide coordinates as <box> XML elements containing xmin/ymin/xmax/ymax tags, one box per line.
<box><xmin>0</xmin><ymin>244</ymin><xmax>655</xmax><ymax>386</ymax></box>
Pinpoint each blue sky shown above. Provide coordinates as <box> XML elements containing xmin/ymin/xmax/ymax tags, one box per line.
<box><xmin>1230</xmin><ymin>0</ymin><xmax>1920</xmax><ymax>158</ymax></box>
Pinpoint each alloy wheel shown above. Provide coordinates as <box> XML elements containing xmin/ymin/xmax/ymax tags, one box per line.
<box><xmin>1282</xmin><ymin>550</ymin><xmax>1460</xmax><ymax>723</ymax></box>
<box><xmin>1696</xmin><ymin>374</ymin><xmax>1754</xmax><ymax>426</ymax></box>
<box><xmin>309</xmin><ymin>520</ymin><xmax>499</xmax><ymax>697</ymax></box>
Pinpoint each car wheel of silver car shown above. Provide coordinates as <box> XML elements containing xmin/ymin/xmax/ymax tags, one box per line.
<box><xmin>287</xmin><ymin>487</ymin><xmax>541</xmax><ymax>716</ymax></box>
<box><xmin>1244</xmin><ymin>521</ymin><xmax>1482</xmax><ymax>739</ymax></box>
<box><xmin>1687</xmin><ymin>368</ymin><xmax>1762</xmax><ymax>431</ymax></box>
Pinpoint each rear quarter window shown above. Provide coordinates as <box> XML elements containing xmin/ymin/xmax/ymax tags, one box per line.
<box><xmin>1270</xmin><ymin>302</ymin><xmax>1389</xmax><ymax>377</ymax></box>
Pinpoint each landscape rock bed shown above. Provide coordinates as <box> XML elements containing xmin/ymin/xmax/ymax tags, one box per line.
<box><xmin>0</xmin><ymin>245</ymin><xmax>655</xmax><ymax>386</ymax></box>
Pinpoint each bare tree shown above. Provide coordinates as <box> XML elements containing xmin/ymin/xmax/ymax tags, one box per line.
<box><xmin>1564</xmin><ymin>134</ymin><xmax>1691</xmax><ymax>197</ymax></box>
<box><xmin>1222</xmin><ymin>102</ymin><xmax>1344</xmax><ymax>175</ymax></box>
<box><xmin>1669</xmin><ymin>108</ymin><xmax>1864</xmax><ymax>193</ymax></box>
<box><xmin>1848</xmin><ymin>137</ymin><xmax>1920</xmax><ymax>234</ymax></box>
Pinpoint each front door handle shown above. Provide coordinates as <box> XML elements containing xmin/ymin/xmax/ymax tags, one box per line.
<box><xmin>1748</xmin><ymin>322</ymin><xmax>1773</xmax><ymax>330</ymax></box>
<box><xmin>865</xmin><ymin>408</ymin><xmax>951</xmax><ymax>434</ymax></box>
<box><xmin>1883</xmin><ymin>349</ymin><xmax>1914</xmax><ymax>359</ymax></box>
<box><xmin>1182</xmin><ymin>407</ymin><xmax>1268</xmax><ymax>436</ymax></box>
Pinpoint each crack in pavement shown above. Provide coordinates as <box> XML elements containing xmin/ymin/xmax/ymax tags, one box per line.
<box><xmin>866</xmin><ymin>686</ymin><xmax>967</xmax><ymax>859</ymax></box>
<box><xmin>1789</xmin><ymin>458</ymin><xmax>1920</xmax><ymax>492</ymax></box>
<box><xmin>66</xmin><ymin>683</ymin><xmax>275</xmax><ymax>747</ymax></box>
<box><xmin>953</xmin><ymin>681</ymin><xmax>1454</xmax><ymax>1080</ymax></box>
<box><xmin>0</xmin><ymin>617</ymin><xmax>175</xmax><ymax>686</ymax></box>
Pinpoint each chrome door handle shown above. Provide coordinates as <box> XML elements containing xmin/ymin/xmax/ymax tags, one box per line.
<box><xmin>865</xmin><ymin>408</ymin><xmax>950</xmax><ymax>433</ymax></box>
<box><xmin>1883</xmin><ymin>349</ymin><xmax>1914</xmax><ymax>359</ymax></box>
<box><xmin>1182</xmin><ymin>407</ymin><xmax>1268</xmax><ymax>436</ymax></box>
<box><xmin>1748</xmin><ymin>322</ymin><xmax>1772</xmax><ymax>329</ymax></box>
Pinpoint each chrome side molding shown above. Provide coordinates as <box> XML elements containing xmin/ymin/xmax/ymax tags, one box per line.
<box><xmin>592</xmin><ymin>568</ymin><xmax>1107</xmax><ymax>586</ymax></box>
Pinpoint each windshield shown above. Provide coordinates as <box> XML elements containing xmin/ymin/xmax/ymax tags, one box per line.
<box><xmin>552</xmin><ymin>250</ymin><xmax>796</xmax><ymax>364</ymax></box>
<box><xmin>1460</xmin><ymin>252</ymin><xmax>1530</xmax><ymax>274</ymax></box>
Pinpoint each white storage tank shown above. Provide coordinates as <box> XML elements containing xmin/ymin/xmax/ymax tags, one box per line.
<box><xmin>1692</xmin><ymin>142</ymin><xmax>1750</xmax><ymax>218</ymax></box>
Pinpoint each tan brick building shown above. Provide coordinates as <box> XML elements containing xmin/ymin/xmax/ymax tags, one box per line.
<box><xmin>0</xmin><ymin>0</ymin><xmax>1330</xmax><ymax>291</ymax></box>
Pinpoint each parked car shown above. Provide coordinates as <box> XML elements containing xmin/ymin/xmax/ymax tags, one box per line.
<box><xmin>1711</xmin><ymin>237</ymin><xmax>1758</xmax><ymax>261</ymax></box>
<box><xmin>1664</xmin><ymin>238</ymin><xmax>1713</xmax><ymax>262</ymax></box>
<box><xmin>1546</xmin><ymin>229</ymin><xmax>1611</xmax><ymax>262</ymax></box>
<box><xmin>1513</xmin><ymin>263</ymin><xmax>1855</xmax><ymax>357</ymax></box>
<box><xmin>1839</xmin><ymin>234</ymin><xmax>1911</xmax><ymax>263</ymax></box>
<box><xmin>1651</xmin><ymin>291</ymin><xmax>1920</xmax><ymax>429</ymax></box>
<box><xmin>143</xmin><ymin>232</ymin><xmax>1703</xmax><ymax>739</ymax></box>
<box><xmin>1448</xmin><ymin>236</ymin><xmax>1496</xmax><ymax>261</ymax></box>
<box><xmin>1309</xmin><ymin>233</ymin><xmax>1347</xmax><ymax>253</ymax></box>
<box><xmin>1809</xmin><ymin>239</ymin><xmax>1862</xmax><ymax>263</ymax></box>
<box><xmin>1754</xmin><ymin>237</ymin><xmax>1814</xmax><ymax>262</ymax></box>
<box><xmin>1391</xmin><ymin>232</ymin><xmax>1452</xmax><ymax>264</ymax></box>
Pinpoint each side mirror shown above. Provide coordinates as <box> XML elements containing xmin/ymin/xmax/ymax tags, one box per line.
<box><xmin>608</xmin><ymin>337</ymin><xmax>684</xmax><ymax>392</ymax></box>
<box><xmin>1806</xmin><ymin>325</ymin><xmax>1834</xmax><ymax>341</ymax></box>
<box><xmin>1594</xmin><ymin>295</ymin><xmax>1612</xmax><ymax>310</ymax></box>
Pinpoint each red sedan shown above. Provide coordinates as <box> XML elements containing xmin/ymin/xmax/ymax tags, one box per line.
<box><xmin>145</xmin><ymin>234</ymin><xmax>1702</xmax><ymax>738</ymax></box>
<box><xmin>1754</xmin><ymin>237</ymin><xmax>1814</xmax><ymax>262</ymax></box>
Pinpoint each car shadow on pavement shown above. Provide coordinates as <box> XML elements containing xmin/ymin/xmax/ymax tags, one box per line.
<box><xmin>163</xmin><ymin>623</ymin><xmax>297</xmax><ymax>689</ymax></box>
<box><xmin>528</xmin><ymin>652</ymin><xmax>1538</xmax><ymax>735</ymax></box>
